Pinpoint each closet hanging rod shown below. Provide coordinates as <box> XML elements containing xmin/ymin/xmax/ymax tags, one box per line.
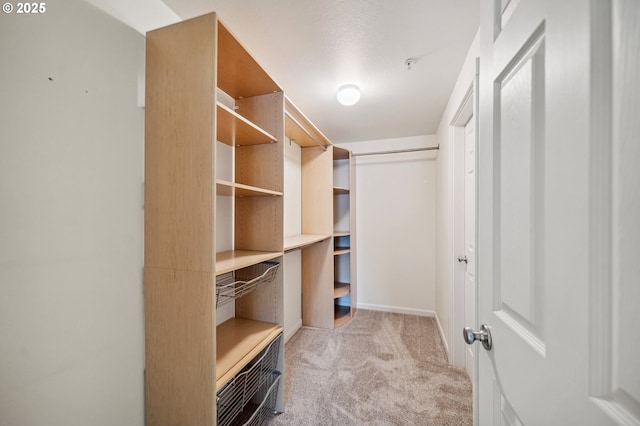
<box><xmin>284</xmin><ymin>111</ymin><xmax>328</xmax><ymax>151</ymax></box>
<box><xmin>352</xmin><ymin>145</ymin><xmax>439</xmax><ymax>157</ymax></box>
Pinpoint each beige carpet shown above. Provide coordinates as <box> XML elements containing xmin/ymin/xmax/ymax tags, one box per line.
<box><xmin>268</xmin><ymin>309</ymin><xmax>472</xmax><ymax>426</ymax></box>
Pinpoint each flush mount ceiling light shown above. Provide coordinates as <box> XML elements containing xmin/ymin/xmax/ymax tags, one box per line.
<box><xmin>337</xmin><ymin>84</ymin><xmax>361</xmax><ymax>106</ymax></box>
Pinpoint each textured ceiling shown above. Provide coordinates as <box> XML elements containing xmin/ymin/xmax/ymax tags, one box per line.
<box><xmin>88</xmin><ymin>0</ymin><xmax>480</xmax><ymax>144</ymax></box>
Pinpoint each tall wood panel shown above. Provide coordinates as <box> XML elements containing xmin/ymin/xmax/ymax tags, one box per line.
<box><xmin>144</xmin><ymin>14</ymin><xmax>215</xmax><ymax>273</ymax></box>
<box><xmin>144</xmin><ymin>13</ymin><xmax>217</xmax><ymax>426</ymax></box>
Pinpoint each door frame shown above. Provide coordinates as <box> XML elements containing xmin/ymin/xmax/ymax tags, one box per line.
<box><xmin>450</xmin><ymin>60</ymin><xmax>479</xmax><ymax>356</ymax></box>
<box><xmin>450</xmin><ymin>57</ymin><xmax>479</xmax><ymax>423</ymax></box>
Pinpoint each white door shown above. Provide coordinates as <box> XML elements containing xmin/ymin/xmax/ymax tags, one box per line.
<box><xmin>464</xmin><ymin>117</ymin><xmax>476</xmax><ymax>379</ymax></box>
<box><xmin>473</xmin><ymin>0</ymin><xmax>640</xmax><ymax>424</ymax></box>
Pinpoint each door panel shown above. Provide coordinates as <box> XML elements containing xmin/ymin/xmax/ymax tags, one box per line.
<box><xmin>465</xmin><ymin>119</ymin><xmax>476</xmax><ymax>277</ymax></box>
<box><xmin>476</xmin><ymin>0</ymin><xmax>638</xmax><ymax>424</ymax></box>
<box><xmin>493</xmin><ymin>381</ymin><xmax>523</xmax><ymax>426</ymax></box>
<box><xmin>464</xmin><ymin>117</ymin><xmax>476</xmax><ymax>378</ymax></box>
<box><xmin>494</xmin><ymin>27</ymin><xmax>545</xmax><ymax>350</ymax></box>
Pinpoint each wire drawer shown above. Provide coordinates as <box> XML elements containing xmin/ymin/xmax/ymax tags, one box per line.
<box><xmin>217</xmin><ymin>333</ymin><xmax>282</xmax><ymax>426</ymax></box>
<box><xmin>216</xmin><ymin>262</ymin><xmax>279</xmax><ymax>307</ymax></box>
<box><xmin>227</xmin><ymin>373</ymin><xmax>281</xmax><ymax>426</ymax></box>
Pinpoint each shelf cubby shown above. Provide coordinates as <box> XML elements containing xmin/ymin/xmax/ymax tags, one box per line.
<box><xmin>234</xmin><ymin>92</ymin><xmax>284</xmax><ymax>195</ymax></box>
<box><xmin>217</xmin><ymin>22</ymin><xmax>281</xmax><ymax>99</ymax></box>
<box><xmin>334</xmin><ymin>234</ymin><xmax>350</xmax><ymax>251</ymax></box>
<box><xmin>217</xmin><ymin>102</ymin><xmax>278</xmax><ymax>147</ymax></box>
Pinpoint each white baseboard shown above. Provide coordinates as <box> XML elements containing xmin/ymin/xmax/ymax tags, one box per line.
<box><xmin>357</xmin><ymin>302</ymin><xmax>435</xmax><ymax>318</ymax></box>
<box><xmin>433</xmin><ymin>312</ymin><xmax>450</xmax><ymax>362</ymax></box>
<box><xmin>284</xmin><ymin>319</ymin><xmax>303</xmax><ymax>344</ymax></box>
<box><xmin>357</xmin><ymin>303</ymin><xmax>450</xmax><ymax>362</ymax></box>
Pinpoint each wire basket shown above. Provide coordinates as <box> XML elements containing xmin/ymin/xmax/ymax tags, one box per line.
<box><xmin>217</xmin><ymin>333</ymin><xmax>282</xmax><ymax>426</ymax></box>
<box><xmin>235</xmin><ymin>373</ymin><xmax>281</xmax><ymax>426</ymax></box>
<box><xmin>216</xmin><ymin>262</ymin><xmax>279</xmax><ymax>307</ymax></box>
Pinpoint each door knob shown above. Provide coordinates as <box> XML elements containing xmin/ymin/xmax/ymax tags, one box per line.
<box><xmin>463</xmin><ymin>324</ymin><xmax>492</xmax><ymax>350</ymax></box>
<box><xmin>458</xmin><ymin>255</ymin><xmax>468</xmax><ymax>264</ymax></box>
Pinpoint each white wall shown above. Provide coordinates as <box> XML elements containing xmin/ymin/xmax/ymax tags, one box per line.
<box><xmin>339</xmin><ymin>136</ymin><xmax>437</xmax><ymax>316</ymax></box>
<box><xmin>434</xmin><ymin>31</ymin><xmax>480</xmax><ymax>361</ymax></box>
<box><xmin>0</xmin><ymin>1</ymin><xmax>145</xmax><ymax>425</ymax></box>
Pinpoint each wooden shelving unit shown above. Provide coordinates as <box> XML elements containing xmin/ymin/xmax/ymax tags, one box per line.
<box><xmin>282</xmin><ymin>98</ymin><xmax>357</xmax><ymax>331</ymax></box>
<box><xmin>333</xmin><ymin>146</ymin><xmax>357</xmax><ymax>327</ymax></box>
<box><xmin>145</xmin><ymin>13</ymin><xmax>285</xmax><ymax>426</ymax></box>
<box><xmin>145</xmin><ymin>12</ymin><xmax>357</xmax><ymax>425</ymax></box>
<box><xmin>283</xmin><ymin>98</ymin><xmax>335</xmax><ymax>331</ymax></box>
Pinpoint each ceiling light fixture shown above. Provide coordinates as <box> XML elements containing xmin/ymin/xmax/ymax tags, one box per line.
<box><xmin>337</xmin><ymin>84</ymin><xmax>361</xmax><ymax>106</ymax></box>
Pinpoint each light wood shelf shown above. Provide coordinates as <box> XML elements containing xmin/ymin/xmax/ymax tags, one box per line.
<box><xmin>333</xmin><ymin>186</ymin><xmax>350</xmax><ymax>195</ymax></box>
<box><xmin>217</xmin><ymin>22</ymin><xmax>281</xmax><ymax>98</ymax></box>
<box><xmin>234</xmin><ymin>93</ymin><xmax>284</xmax><ymax>195</ymax></box>
<box><xmin>334</xmin><ymin>231</ymin><xmax>350</xmax><ymax>237</ymax></box>
<box><xmin>334</xmin><ymin>248</ymin><xmax>350</xmax><ymax>256</ymax></box>
<box><xmin>334</xmin><ymin>282</ymin><xmax>350</xmax><ymax>299</ymax></box>
<box><xmin>216</xmin><ymin>317</ymin><xmax>282</xmax><ymax>391</ymax></box>
<box><xmin>216</xmin><ymin>250</ymin><xmax>283</xmax><ymax>275</ymax></box>
<box><xmin>334</xmin><ymin>304</ymin><xmax>351</xmax><ymax>328</ymax></box>
<box><xmin>217</xmin><ymin>102</ymin><xmax>277</xmax><ymax>147</ymax></box>
<box><xmin>216</xmin><ymin>180</ymin><xmax>283</xmax><ymax>197</ymax></box>
<box><xmin>283</xmin><ymin>234</ymin><xmax>331</xmax><ymax>251</ymax></box>
<box><xmin>235</xmin><ymin>182</ymin><xmax>283</xmax><ymax>197</ymax></box>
